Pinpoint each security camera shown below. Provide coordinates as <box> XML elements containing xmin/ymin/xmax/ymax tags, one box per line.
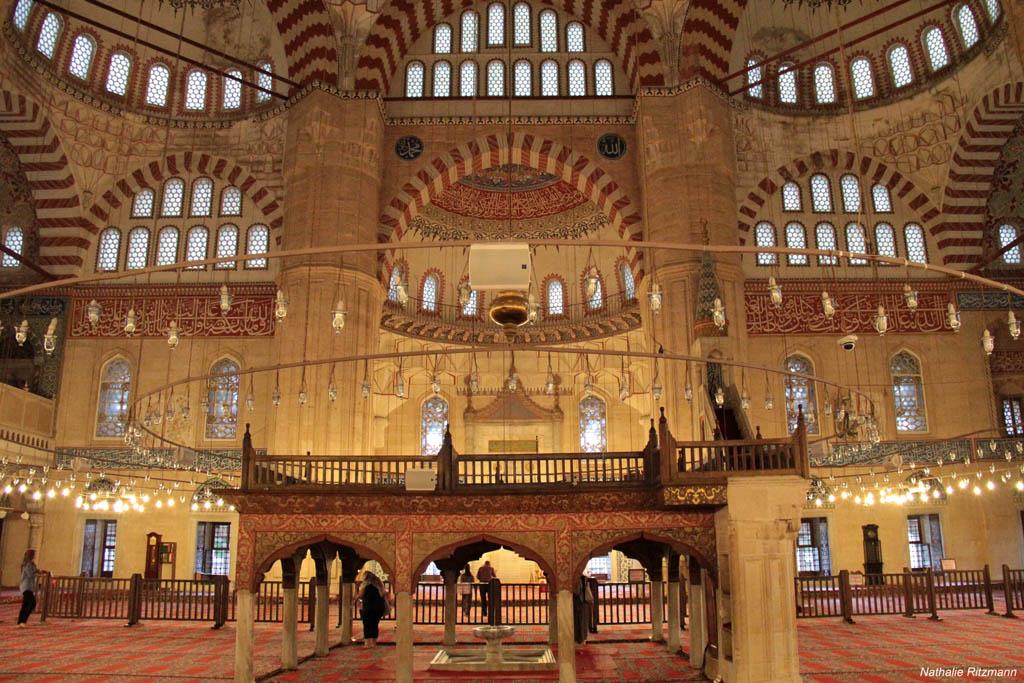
<box><xmin>838</xmin><ymin>335</ymin><xmax>858</xmax><ymax>351</ymax></box>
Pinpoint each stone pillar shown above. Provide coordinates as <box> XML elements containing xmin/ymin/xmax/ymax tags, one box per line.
<box><xmin>281</xmin><ymin>586</ymin><xmax>298</xmax><ymax>669</ymax></box>
<box><xmin>716</xmin><ymin>476</ymin><xmax>807</xmax><ymax>683</ymax></box>
<box><xmin>442</xmin><ymin>569</ymin><xmax>458</xmax><ymax>646</ymax></box>
<box><xmin>687</xmin><ymin>557</ymin><xmax>708</xmax><ymax>670</ymax></box>
<box><xmin>234</xmin><ymin>588</ymin><xmax>255</xmax><ymax>683</ymax></box>
<box><xmin>339</xmin><ymin>580</ymin><xmax>354</xmax><ymax>645</ymax></box>
<box><xmin>395</xmin><ymin>591</ymin><xmax>414</xmax><ymax>683</ymax></box>
<box><xmin>314</xmin><ymin>580</ymin><xmax>330</xmax><ymax>657</ymax></box>
<box><xmin>547</xmin><ymin>587</ymin><xmax>558</xmax><ymax>645</ymax></box>
<box><xmin>27</xmin><ymin>513</ymin><xmax>44</xmax><ymax>551</ymax></box>
<box><xmin>556</xmin><ymin>589</ymin><xmax>576</xmax><ymax>683</ymax></box>
<box><xmin>666</xmin><ymin>552</ymin><xmax>682</xmax><ymax>653</ymax></box>
<box><xmin>649</xmin><ymin>566</ymin><xmax>664</xmax><ymax>643</ymax></box>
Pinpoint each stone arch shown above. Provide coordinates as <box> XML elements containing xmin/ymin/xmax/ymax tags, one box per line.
<box><xmin>570</xmin><ymin>528</ymin><xmax>716</xmax><ymax>581</ymax></box>
<box><xmin>263</xmin><ymin>0</ymin><xmax>338</xmax><ymax>87</ymax></box>
<box><xmin>678</xmin><ymin>0</ymin><xmax>748</xmax><ymax>81</ymax></box>
<box><xmin>412</xmin><ymin>532</ymin><xmax>558</xmax><ymax>591</ymax></box>
<box><xmin>253</xmin><ymin>533</ymin><xmax>394</xmax><ymax>592</ymax></box>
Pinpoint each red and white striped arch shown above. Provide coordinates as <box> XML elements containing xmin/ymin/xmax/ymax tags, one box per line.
<box><xmin>265</xmin><ymin>0</ymin><xmax>339</xmax><ymax>87</ymax></box>
<box><xmin>678</xmin><ymin>0</ymin><xmax>748</xmax><ymax>81</ymax></box>
<box><xmin>354</xmin><ymin>0</ymin><xmax>665</xmax><ymax>93</ymax></box>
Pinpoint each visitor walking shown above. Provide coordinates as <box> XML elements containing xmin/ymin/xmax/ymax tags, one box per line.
<box><xmin>17</xmin><ymin>549</ymin><xmax>39</xmax><ymax>627</ymax></box>
<box><xmin>357</xmin><ymin>571</ymin><xmax>389</xmax><ymax>647</ymax></box>
<box><xmin>476</xmin><ymin>560</ymin><xmax>495</xmax><ymax>617</ymax></box>
<box><xmin>458</xmin><ymin>565</ymin><xmax>474</xmax><ymax>619</ymax></box>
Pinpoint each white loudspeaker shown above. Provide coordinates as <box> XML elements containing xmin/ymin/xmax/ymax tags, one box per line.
<box><xmin>405</xmin><ymin>468</ymin><xmax>437</xmax><ymax>492</ymax></box>
<box><xmin>468</xmin><ymin>243</ymin><xmax>531</xmax><ymax>291</ymax></box>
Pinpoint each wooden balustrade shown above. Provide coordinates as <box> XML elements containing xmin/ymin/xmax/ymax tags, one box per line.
<box><xmin>454</xmin><ymin>451</ymin><xmax>648</xmax><ymax>490</ymax></box>
<box><xmin>1004</xmin><ymin>565</ymin><xmax>1024</xmax><ymax>617</ymax></box>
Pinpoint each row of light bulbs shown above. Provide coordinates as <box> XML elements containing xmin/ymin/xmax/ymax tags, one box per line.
<box><xmin>816</xmin><ymin>469</ymin><xmax>1024</xmax><ymax>507</ymax></box>
<box><xmin>0</xmin><ymin>317</ymin><xmax>61</xmax><ymax>354</ymax></box>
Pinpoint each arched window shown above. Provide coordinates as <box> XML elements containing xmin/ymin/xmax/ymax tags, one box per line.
<box><xmin>839</xmin><ymin>174</ymin><xmax>861</xmax><ymax>213</ymax></box>
<box><xmin>421</xmin><ymin>273</ymin><xmax>440</xmax><ymax>312</ymax></box>
<box><xmin>245</xmin><ymin>224</ymin><xmax>269</xmax><ymax>269</ymax></box>
<box><xmin>460</xmin><ymin>60</ymin><xmax>477</xmax><ymax>96</ymax></box>
<box><xmin>754</xmin><ymin>221</ymin><xmax>777</xmax><ymax>265</ymax></box>
<box><xmin>540</xmin><ymin>59</ymin><xmax>558</xmax><ymax>96</ymax></box>
<box><xmin>487</xmin><ymin>3</ymin><xmax>505</xmax><ymax>46</ymax></box>
<box><xmin>782</xmin><ymin>181</ymin><xmax>802</xmax><ymax>211</ymax></box>
<box><xmin>778</xmin><ymin>63</ymin><xmax>797</xmax><ymax>104</ymax></box>
<box><xmin>875</xmin><ymin>222</ymin><xmax>897</xmax><ymax>259</ymax></box>
<box><xmin>125</xmin><ymin>227</ymin><xmax>149</xmax><ymax>270</ymax></box>
<box><xmin>145</xmin><ymin>64</ymin><xmax>170</xmax><ymax>106</ymax></box>
<box><xmin>161</xmin><ymin>178</ymin><xmax>185</xmax><ymax>217</ymax></box>
<box><xmin>155</xmin><ymin>226</ymin><xmax>179</xmax><ymax>266</ymax></box>
<box><xmin>405</xmin><ymin>61</ymin><xmax>425</xmax><ymax>97</ymax></box>
<box><xmin>566</xmin><ymin>22</ymin><xmax>585</xmax><ymax>52</ymax></box>
<box><xmin>68</xmin><ymin>34</ymin><xmax>95</xmax><ymax>80</ymax></box>
<box><xmin>998</xmin><ymin>223</ymin><xmax>1021</xmax><ymax>264</ymax></box>
<box><xmin>815</xmin><ymin>222</ymin><xmax>838</xmax><ymax>265</ymax></box>
<box><xmin>206</xmin><ymin>359</ymin><xmax>239</xmax><ymax>440</ymax></box>
<box><xmin>223</xmin><ymin>69</ymin><xmax>243</xmax><ymax>109</ymax></box>
<box><xmin>256</xmin><ymin>62</ymin><xmax>273</xmax><ymax>103</ymax></box>
<box><xmin>14</xmin><ymin>0</ymin><xmax>32</xmax><ymax>31</ymax></box>
<box><xmin>985</xmin><ymin>0</ymin><xmax>1001</xmax><ymax>22</ymax></box>
<box><xmin>620</xmin><ymin>262</ymin><xmax>635</xmax><ymax>300</ymax></box>
<box><xmin>185</xmin><ymin>70</ymin><xmax>208</xmax><ymax>110</ymax></box>
<box><xmin>888</xmin><ymin>44</ymin><xmax>913</xmax><ymax>88</ymax></box>
<box><xmin>190</xmin><ymin>177</ymin><xmax>214</xmax><ymax>217</ymax></box>
<box><xmin>784</xmin><ymin>355</ymin><xmax>819</xmax><ymax>435</ymax></box>
<box><xmin>220</xmin><ymin>186</ymin><xmax>242</xmax><ymax>216</ymax></box>
<box><xmin>513</xmin><ymin>2</ymin><xmax>531</xmax><ymax>45</ymax></box>
<box><xmin>461</xmin><ymin>286</ymin><xmax>479</xmax><ymax>317</ymax></box>
<box><xmin>956</xmin><ymin>4</ymin><xmax>979</xmax><ymax>48</ymax></box>
<box><xmin>813</xmin><ymin>63</ymin><xmax>836</xmax><ymax>104</ymax></box>
<box><xmin>810</xmin><ymin>174</ymin><xmax>833</xmax><ymax>212</ymax></box>
<box><xmin>96</xmin><ymin>358</ymin><xmax>130</xmax><ymax>438</ymax></box>
<box><xmin>567</xmin><ymin>59</ymin><xmax>586</xmax><ymax>96</ymax></box>
<box><xmin>106</xmin><ymin>52</ymin><xmax>131</xmax><ymax>96</ymax></box>
<box><xmin>36</xmin><ymin>12</ymin><xmax>60</xmax><ymax>59</ymax></box>
<box><xmin>891</xmin><ymin>352</ymin><xmax>927</xmax><ymax>432</ymax></box>
<box><xmin>433</xmin><ymin>61</ymin><xmax>452</xmax><ymax>97</ymax></box>
<box><xmin>845</xmin><ymin>223</ymin><xmax>867</xmax><ymax>265</ymax></box>
<box><xmin>746</xmin><ymin>56</ymin><xmax>763</xmax><ymax>98</ymax></box>
<box><xmin>546</xmin><ymin>277</ymin><xmax>565</xmax><ymax>316</ymax></box>
<box><xmin>539</xmin><ymin>10</ymin><xmax>558</xmax><ymax>52</ymax></box>
<box><xmin>185</xmin><ymin>226</ymin><xmax>209</xmax><ymax>269</ymax></box>
<box><xmin>904</xmin><ymin>223</ymin><xmax>928</xmax><ymax>263</ymax></box>
<box><xmin>785</xmin><ymin>222</ymin><xmax>808</xmax><ymax>266</ymax></box>
<box><xmin>461</xmin><ymin>11</ymin><xmax>479</xmax><ymax>52</ymax></box>
<box><xmin>924</xmin><ymin>26</ymin><xmax>950</xmax><ymax>70</ymax></box>
<box><xmin>586</xmin><ymin>272</ymin><xmax>604</xmax><ymax>310</ymax></box>
<box><xmin>579</xmin><ymin>395</ymin><xmax>607</xmax><ymax>453</ymax></box>
<box><xmin>215</xmin><ymin>224</ymin><xmax>238</xmax><ymax>269</ymax></box>
<box><xmin>594</xmin><ymin>59</ymin><xmax>613</xmax><ymax>96</ymax></box>
<box><xmin>388</xmin><ymin>265</ymin><xmax>403</xmax><ymax>301</ymax></box>
<box><xmin>421</xmin><ymin>396</ymin><xmax>448</xmax><ymax>456</ymax></box>
<box><xmin>1</xmin><ymin>227</ymin><xmax>23</xmax><ymax>267</ymax></box>
<box><xmin>434</xmin><ymin>23</ymin><xmax>452</xmax><ymax>54</ymax></box>
<box><xmin>487</xmin><ymin>60</ymin><xmax>505</xmax><ymax>96</ymax></box>
<box><xmin>850</xmin><ymin>57</ymin><xmax>874</xmax><ymax>99</ymax></box>
<box><xmin>95</xmin><ymin>227</ymin><xmax>120</xmax><ymax>272</ymax></box>
<box><xmin>131</xmin><ymin>189</ymin><xmax>155</xmax><ymax>218</ymax></box>
<box><xmin>514</xmin><ymin>59</ymin><xmax>531</xmax><ymax>96</ymax></box>
<box><xmin>871</xmin><ymin>184</ymin><xmax>893</xmax><ymax>212</ymax></box>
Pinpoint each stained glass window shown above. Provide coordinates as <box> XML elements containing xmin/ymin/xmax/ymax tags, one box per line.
<box><xmin>810</xmin><ymin>174</ymin><xmax>833</xmax><ymax>212</ymax></box>
<box><xmin>195</xmin><ymin>521</ymin><xmax>231</xmax><ymax>575</ymax></box>
<box><xmin>106</xmin><ymin>52</ymin><xmax>131</xmax><ymax>96</ymax></box>
<box><xmin>388</xmin><ymin>265</ymin><xmax>403</xmax><ymax>301</ymax></box>
<box><xmin>14</xmin><ymin>0</ymin><xmax>32</xmax><ymax>30</ymax></box>
<box><xmin>814</xmin><ymin>63</ymin><xmax>835</xmax><ymax>104</ymax></box>
<box><xmin>872</xmin><ymin>184</ymin><xmax>893</xmax><ymax>212</ymax></box>
<box><xmin>461</xmin><ymin>11</ymin><xmax>479</xmax><ymax>52</ymax></box>
<box><xmin>620</xmin><ymin>262</ymin><xmax>635</xmax><ymax>300</ymax></box>
<box><xmin>782</xmin><ymin>181</ymin><xmax>802</xmax><ymax>211</ymax></box>
<box><xmin>460</xmin><ymin>60</ymin><xmax>477</xmax><ymax>96</ymax></box>
<box><xmin>256</xmin><ymin>62</ymin><xmax>273</xmax><ymax>103</ymax></box>
<box><xmin>568</xmin><ymin>59</ymin><xmax>586</xmax><ymax>96</ymax></box>
<box><xmin>145</xmin><ymin>64</ymin><xmax>170</xmax><ymax>106</ymax></box>
<box><xmin>1001</xmin><ymin>396</ymin><xmax>1022</xmax><ymax>436</ymax></box>
<box><xmin>785</xmin><ymin>222</ymin><xmax>808</xmax><ymax>266</ymax></box>
<box><xmin>815</xmin><ymin>222</ymin><xmax>838</xmax><ymax>265</ymax></box>
<box><xmin>587</xmin><ymin>273</ymin><xmax>604</xmax><ymax>310</ymax></box>
<box><xmin>904</xmin><ymin>223</ymin><xmax>928</xmax><ymax>263</ymax></box>
<box><xmin>215</xmin><ymin>224</ymin><xmax>238</xmax><ymax>269</ymax></box>
<box><xmin>433</xmin><ymin>61</ymin><xmax>451</xmax><ymax>97</ymax></box>
<box><xmin>539</xmin><ymin>10</ymin><xmax>557</xmax><ymax>52</ymax></box>
<box><xmin>850</xmin><ymin>57</ymin><xmax>874</xmax><ymax>99</ymax></box>
<box><xmin>206</xmin><ymin>358</ymin><xmax>239</xmax><ymax>439</ymax></box>
<box><xmin>36</xmin><ymin>12</ymin><xmax>60</xmax><ymax>59</ymax></box>
<box><xmin>488</xmin><ymin>3</ymin><xmax>505</xmax><ymax>46</ymax></box>
<box><xmin>957</xmin><ymin>4</ymin><xmax>979</xmax><ymax>48</ymax></box>
<box><xmin>185</xmin><ymin>226</ymin><xmax>209</xmax><ymax>270</ymax></box>
<box><xmin>746</xmin><ymin>57</ymin><xmax>763</xmax><ymax>98</ymax></box>
<box><xmin>223</xmin><ymin>69</ymin><xmax>242</xmax><ymax>109</ymax></box>
<box><xmin>889</xmin><ymin>45</ymin><xmax>913</xmax><ymax>88</ymax></box>
<box><xmin>185</xmin><ymin>70</ymin><xmax>208</xmax><ymax>110</ymax></box>
<box><xmin>754</xmin><ymin>221</ymin><xmax>777</xmax><ymax>265</ymax></box>
<box><xmin>487</xmin><ymin>60</ymin><xmax>505</xmax><ymax>96</ymax></box>
<box><xmin>579</xmin><ymin>395</ymin><xmax>607</xmax><ymax>453</ymax></box>
<box><xmin>546</xmin><ymin>278</ymin><xmax>565</xmax><ymax>316</ymax></box>
<box><xmin>191</xmin><ymin>178</ymin><xmax>213</xmax><ymax>217</ymax></box>
<box><xmin>421</xmin><ymin>396</ymin><xmax>448</xmax><ymax>456</ymax></box>
<box><xmin>845</xmin><ymin>222</ymin><xmax>867</xmax><ymax>265</ymax></box>
<box><xmin>125</xmin><ymin>227</ymin><xmax>149</xmax><ymax>270</ymax></box>
<box><xmin>156</xmin><ymin>226</ymin><xmax>178</xmax><ymax>266</ymax></box>
<box><xmin>566</xmin><ymin>22</ymin><xmax>584</xmax><ymax>52</ymax></box>
<box><xmin>514</xmin><ymin>60</ymin><xmax>531</xmax><ymax>96</ymax></box>
<box><xmin>220</xmin><ymin>186</ymin><xmax>242</xmax><ymax>216</ymax></box>
<box><xmin>434</xmin><ymin>23</ymin><xmax>452</xmax><ymax>54</ymax></box>
<box><xmin>875</xmin><ymin>222</ymin><xmax>897</xmax><ymax>259</ymax></box>
<box><xmin>132</xmin><ymin>189</ymin><xmax>154</xmax><ymax>218</ymax></box>
<box><xmin>69</xmin><ymin>34</ymin><xmax>95</xmax><ymax>79</ymax></box>
<box><xmin>594</xmin><ymin>59</ymin><xmax>613</xmax><ymax>96</ymax></box>
<box><xmin>96</xmin><ymin>227</ymin><xmax>120</xmax><ymax>272</ymax></box>
<box><xmin>986</xmin><ymin>0</ymin><xmax>1001</xmax><ymax>22</ymax></box>
<box><xmin>778</xmin><ymin>63</ymin><xmax>797</xmax><ymax>103</ymax></box>
<box><xmin>422</xmin><ymin>273</ymin><xmax>439</xmax><ymax>312</ymax></box>
<box><xmin>406</xmin><ymin>61</ymin><xmax>425</xmax><ymax>98</ymax></box>
<box><xmin>2</xmin><ymin>227</ymin><xmax>23</xmax><ymax>267</ymax></box>
<box><xmin>513</xmin><ymin>2</ymin><xmax>531</xmax><ymax>45</ymax></box>
<box><xmin>840</xmin><ymin>174</ymin><xmax>861</xmax><ymax>213</ymax></box>
<box><xmin>999</xmin><ymin>224</ymin><xmax>1021</xmax><ymax>264</ymax></box>
<box><xmin>96</xmin><ymin>358</ymin><xmax>130</xmax><ymax>438</ymax></box>
<box><xmin>924</xmin><ymin>26</ymin><xmax>950</xmax><ymax>70</ymax></box>
<box><xmin>784</xmin><ymin>355</ymin><xmax>818</xmax><ymax>434</ymax></box>
<box><xmin>245</xmin><ymin>224</ymin><xmax>269</xmax><ymax>269</ymax></box>
<box><xmin>161</xmin><ymin>178</ymin><xmax>185</xmax><ymax>217</ymax></box>
<box><xmin>541</xmin><ymin>59</ymin><xmax>558</xmax><ymax>96</ymax></box>
<box><xmin>892</xmin><ymin>352</ymin><xmax>927</xmax><ymax>432</ymax></box>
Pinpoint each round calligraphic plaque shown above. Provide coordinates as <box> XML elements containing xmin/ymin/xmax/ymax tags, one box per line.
<box><xmin>395</xmin><ymin>135</ymin><xmax>424</xmax><ymax>161</ymax></box>
<box><xmin>597</xmin><ymin>133</ymin><xmax>626</xmax><ymax>160</ymax></box>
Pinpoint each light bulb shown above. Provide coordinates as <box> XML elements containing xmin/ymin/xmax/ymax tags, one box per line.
<box><xmin>361</xmin><ymin>379</ymin><xmax>371</xmax><ymax>399</ymax></box>
<box><xmin>903</xmin><ymin>284</ymin><xmax>918</xmax><ymax>311</ymax></box>
<box><xmin>1009</xmin><ymin>311</ymin><xmax>1020</xmax><ymax>340</ymax></box>
<box><xmin>714</xmin><ymin>386</ymin><xmax>725</xmax><ymax>407</ymax></box>
<box><xmin>458</xmin><ymin>281</ymin><xmax>471</xmax><ymax>308</ymax></box>
<box><xmin>396</xmin><ymin>282</ymin><xmax>409</xmax><ymax>305</ymax></box>
<box><xmin>986</xmin><ymin>480</ymin><xmax>995</xmax><ymax>491</ymax></box>
<box><xmin>712</xmin><ymin>298</ymin><xmax>726</xmax><ymax>330</ymax></box>
<box><xmin>585</xmin><ymin>266</ymin><xmax>599</xmax><ymax>299</ymax></box>
<box><xmin>470</xmin><ymin>372</ymin><xmax>481</xmax><ymax>394</ymax></box>
<box><xmin>527</xmin><ymin>293</ymin><xmax>539</xmax><ymax>324</ymax></box>
<box><xmin>982</xmin><ymin>328</ymin><xmax>994</xmax><ymax>356</ymax></box>
<box><xmin>219</xmin><ymin>285</ymin><xmax>233</xmax><ymax>316</ymax></box>
<box><xmin>15</xmin><ymin>319</ymin><xmax>28</xmax><ymax>346</ymax></box>
<box><xmin>740</xmin><ymin>389</ymin><xmax>751</xmax><ymax>410</ymax></box>
<box><xmin>945</xmin><ymin>485</ymin><xmax>954</xmax><ymax>495</ymax></box>
<box><xmin>43</xmin><ymin>317</ymin><xmax>58</xmax><ymax>354</ymax></box>
<box><xmin>87</xmin><ymin>299</ymin><xmax>102</xmax><ymax>327</ymax></box>
<box><xmin>431</xmin><ymin>374</ymin><xmax>441</xmax><ymax>394</ymax></box>
<box><xmin>331</xmin><ymin>300</ymin><xmax>347</xmax><ymax>333</ymax></box>
<box><xmin>274</xmin><ymin>290</ymin><xmax>288</xmax><ymax>322</ymax></box>
<box><xmin>874</xmin><ymin>304</ymin><xmax>888</xmax><ymax>336</ymax></box>
<box><xmin>506</xmin><ymin>372</ymin><xmax>518</xmax><ymax>392</ymax></box>
<box><xmin>396</xmin><ymin>374</ymin><xmax>406</xmax><ymax>398</ymax></box>
<box><xmin>947</xmin><ymin>303</ymin><xmax>961</xmax><ymax>332</ymax></box>
<box><xmin>684</xmin><ymin>381</ymin><xmax>693</xmax><ymax>402</ymax></box>
<box><xmin>768</xmin><ymin>277</ymin><xmax>783</xmax><ymax>308</ymax></box>
<box><xmin>618</xmin><ymin>378</ymin><xmax>630</xmax><ymax>402</ymax></box>
<box><xmin>821</xmin><ymin>291</ymin><xmax>835</xmax><ymax>319</ymax></box>
<box><xmin>1016</xmin><ymin>480</ymin><xmax>1024</xmax><ymax>491</ymax></box>
<box><xmin>764</xmin><ymin>393</ymin><xmax>774</xmax><ymax>410</ymax></box>
<box><xmin>544</xmin><ymin>374</ymin><xmax>556</xmax><ymax>396</ymax></box>
<box><xmin>298</xmin><ymin>388</ymin><xmax>308</xmax><ymax>405</ymax></box>
<box><xmin>652</xmin><ymin>381</ymin><xmax>663</xmax><ymax>402</ymax></box>
<box><xmin>648</xmin><ymin>282</ymin><xmax>663</xmax><ymax>314</ymax></box>
<box><xmin>166</xmin><ymin>321</ymin><xmax>180</xmax><ymax>349</ymax></box>
<box><xmin>245</xmin><ymin>392</ymin><xmax>255</xmax><ymax>412</ymax></box>
<box><xmin>271</xmin><ymin>387</ymin><xmax>281</xmax><ymax>407</ymax></box>
<box><xmin>328</xmin><ymin>382</ymin><xmax>338</xmax><ymax>402</ymax></box>
<box><xmin>124</xmin><ymin>308</ymin><xmax>137</xmax><ymax>336</ymax></box>
<box><xmin>972</xmin><ymin>485</ymin><xmax>981</xmax><ymax>495</ymax></box>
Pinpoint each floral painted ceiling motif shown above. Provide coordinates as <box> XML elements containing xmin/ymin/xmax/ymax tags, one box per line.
<box><xmin>988</xmin><ymin>120</ymin><xmax>1024</xmax><ymax>224</ymax></box>
<box><xmin>431</xmin><ymin>164</ymin><xmax>590</xmax><ymax>221</ymax></box>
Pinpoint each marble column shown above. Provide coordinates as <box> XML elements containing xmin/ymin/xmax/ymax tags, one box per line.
<box><xmin>649</xmin><ymin>567</ymin><xmax>664</xmax><ymax>642</ymax></box>
<box><xmin>547</xmin><ymin>588</ymin><xmax>558</xmax><ymax>645</ymax></box>
<box><xmin>395</xmin><ymin>591</ymin><xmax>414</xmax><ymax>683</ymax></box>
<box><xmin>666</xmin><ymin>553</ymin><xmax>682</xmax><ymax>653</ymax></box>
<box><xmin>687</xmin><ymin>557</ymin><xmax>707</xmax><ymax>670</ymax></box>
<box><xmin>281</xmin><ymin>586</ymin><xmax>298</xmax><ymax>669</ymax></box>
<box><xmin>339</xmin><ymin>580</ymin><xmax>354</xmax><ymax>645</ymax></box>
<box><xmin>556</xmin><ymin>589</ymin><xmax>576</xmax><ymax>683</ymax></box>
<box><xmin>314</xmin><ymin>580</ymin><xmax>330</xmax><ymax>656</ymax></box>
<box><xmin>27</xmin><ymin>513</ymin><xmax>44</xmax><ymax>551</ymax></box>
<box><xmin>234</xmin><ymin>589</ymin><xmax>255</xmax><ymax>683</ymax></box>
<box><xmin>442</xmin><ymin>569</ymin><xmax>459</xmax><ymax>646</ymax></box>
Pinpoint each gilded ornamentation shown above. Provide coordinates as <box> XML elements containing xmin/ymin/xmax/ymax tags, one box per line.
<box><xmin>662</xmin><ymin>485</ymin><xmax>727</xmax><ymax>506</ymax></box>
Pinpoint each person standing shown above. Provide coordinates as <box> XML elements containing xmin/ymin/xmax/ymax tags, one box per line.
<box><xmin>458</xmin><ymin>565</ymin><xmax>474</xmax><ymax>620</ymax></box>
<box><xmin>476</xmin><ymin>560</ymin><xmax>495</xmax><ymax>618</ymax></box>
<box><xmin>17</xmin><ymin>549</ymin><xmax>39</xmax><ymax>627</ymax></box>
<box><xmin>356</xmin><ymin>572</ymin><xmax>389</xmax><ymax>647</ymax></box>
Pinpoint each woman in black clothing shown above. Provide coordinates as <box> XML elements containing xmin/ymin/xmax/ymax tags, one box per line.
<box><xmin>357</xmin><ymin>571</ymin><xmax>389</xmax><ymax>647</ymax></box>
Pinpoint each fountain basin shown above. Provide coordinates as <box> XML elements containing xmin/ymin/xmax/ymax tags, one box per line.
<box><xmin>428</xmin><ymin>625</ymin><xmax>557</xmax><ymax>672</ymax></box>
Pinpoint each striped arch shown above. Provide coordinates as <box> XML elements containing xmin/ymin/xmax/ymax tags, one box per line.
<box><xmin>354</xmin><ymin>0</ymin><xmax>665</xmax><ymax>93</ymax></box>
<box><xmin>939</xmin><ymin>82</ymin><xmax>1024</xmax><ymax>265</ymax></box>
<box><xmin>84</xmin><ymin>152</ymin><xmax>283</xmax><ymax>238</ymax></box>
<box><xmin>0</xmin><ymin>90</ymin><xmax>89</xmax><ymax>276</ymax></box>
<box><xmin>678</xmin><ymin>0</ymin><xmax>748</xmax><ymax>81</ymax></box>
<box><xmin>265</xmin><ymin>0</ymin><xmax>338</xmax><ymax>87</ymax></box>
<box><xmin>737</xmin><ymin>148</ymin><xmax>942</xmax><ymax>247</ymax></box>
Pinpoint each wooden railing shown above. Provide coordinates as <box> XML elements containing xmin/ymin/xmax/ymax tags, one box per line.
<box><xmin>248</xmin><ymin>453</ymin><xmax>436</xmax><ymax>489</ymax></box>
